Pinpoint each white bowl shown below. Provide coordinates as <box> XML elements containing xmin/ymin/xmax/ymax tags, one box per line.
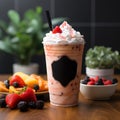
<box><xmin>80</xmin><ymin>81</ymin><xmax>118</xmax><ymax>100</ymax></box>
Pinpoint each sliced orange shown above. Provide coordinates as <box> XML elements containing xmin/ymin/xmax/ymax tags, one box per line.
<box><xmin>0</xmin><ymin>81</ymin><xmax>9</xmax><ymax>92</ymax></box>
<box><xmin>24</xmin><ymin>76</ymin><xmax>39</xmax><ymax>88</ymax></box>
<box><xmin>30</xmin><ymin>74</ymin><xmax>48</xmax><ymax>91</ymax></box>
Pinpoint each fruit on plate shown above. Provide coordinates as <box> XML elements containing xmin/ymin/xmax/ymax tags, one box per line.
<box><xmin>9</xmin><ymin>86</ymin><xmax>22</xmax><ymax>94</ymax></box>
<box><xmin>0</xmin><ymin>72</ymin><xmax>48</xmax><ymax>93</ymax></box>
<box><xmin>0</xmin><ymin>81</ymin><xmax>9</xmax><ymax>92</ymax></box>
<box><xmin>4</xmin><ymin>87</ymin><xmax>45</xmax><ymax>111</ymax></box>
<box><xmin>81</xmin><ymin>76</ymin><xmax>118</xmax><ymax>85</ymax></box>
<box><xmin>24</xmin><ymin>76</ymin><xmax>39</xmax><ymax>89</ymax></box>
<box><xmin>30</xmin><ymin>74</ymin><xmax>48</xmax><ymax>91</ymax></box>
<box><xmin>10</xmin><ymin>75</ymin><xmax>26</xmax><ymax>87</ymax></box>
<box><xmin>5</xmin><ymin>93</ymin><xmax>21</xmax><ymax>109</ymax></box>
<box><xmin>14</xmin><ymin>72</ymin><xmax>29</xmax><ymax>81</ymax></box>
<box><xmin>6</xmin><ymin>87</ymin><xmax>37</xmax><ymax>109</ymax></box>
<box><xmin>20</xmin><ymin>87</ymin><xmax>37</xmax><ymax>102</ymax></box>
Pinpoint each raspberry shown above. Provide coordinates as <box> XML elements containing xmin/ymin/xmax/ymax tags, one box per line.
<box><xmin>94</xmin><ymin>76</ymin><xmax>99</xmax><ymax>82</ymax></box>
<box><xmin>52</xmin><ymin>26</ymin><xmax>62</xmax><ymax>34</ymax></box>
<box><xmin>87</xmin><ymin>81</ymin><xmax>95</xmax><ymax>85</ymax></box>
<box><xmin>104</xmin><ymin>80</ymin><xmax>112</xmax><ymax>85</ymax></box>
<box><xmin>89</xmin><ymin>77</ymin><xmax>95</xmax><ymax>81</ymax></box>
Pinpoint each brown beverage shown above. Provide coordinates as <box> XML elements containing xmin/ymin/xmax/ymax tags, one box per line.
<box><xmin>43</xmin><ymin>21</ymin><xmax>85</xmax><ymax>107</ymax></box>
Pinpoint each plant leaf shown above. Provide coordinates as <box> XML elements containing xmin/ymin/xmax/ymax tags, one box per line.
<box><xmin>8</xmin><ymin>10</ymin><xmax>20</xmax><ymax>25</ymax></box>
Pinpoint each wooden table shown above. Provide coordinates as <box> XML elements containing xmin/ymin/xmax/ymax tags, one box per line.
<box><xmin>0</xmin><ymin>74</ymin><xmax>120</xmax><ymax>120</ymax></box>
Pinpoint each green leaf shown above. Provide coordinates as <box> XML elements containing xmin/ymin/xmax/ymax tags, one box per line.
<box><xmin>0</xmin><ymin>40</ymin><xmax>13</xmax><ymax>55</ymax></box>
<box><xmin>36</xmin><ymin>6</ymin><xmax>42</xmax><ymax>14</ymax></box>
<box><xmin>7</xmin><ymin>25</ymin><xmax>17</xmax><ymax>35</ymax></box>
<box><xmin>26</xmin><ymin>19</ymin><xmax>39</xmax><ymax>33</ymax></box>
<box><xmin>85</xmin><ymin>46</ymin><xmax>120</xmax><ymax>69</ymax></box>
<box><xmin>8</xmin><ymin>10</ymin><xmax>20</xmax><ymax>25</ymax></box>
<box><xmin>0</xmin><ymin>6</ymin><xmax>66</xmax><ymax>65</ymax></box>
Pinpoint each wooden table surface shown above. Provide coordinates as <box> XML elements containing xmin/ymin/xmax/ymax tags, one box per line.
<box><xmin>0</xmin><ymin>74</ymin><xmax>120</xmax><ymax>120</ymax></box>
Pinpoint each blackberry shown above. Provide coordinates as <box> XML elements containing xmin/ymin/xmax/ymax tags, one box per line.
<box><xmin>33</xmin><ymin>84</ymin><xmax>39</xmax><ymax>92</ymax></box>
<box><xmin>81</xmin><ymin>76</ymin><xmax>90</xmax><ymax>84</ymax></box>
<box><xmin>0</xmin><ymin>98</ymin><xmax>6</xmax><ymax>108</ymax></box>
<box><xmin>28</xmin><ymin>101</ymin><xmax>36</xmax><ymax>109</ymax></box>
<box><xmin>95</xmin><ymin>79</ymin><xmax>104</xmax><ymax>85</ymax></box>
<box><xmin>4</xmin><ymin>80</ymin><xmax>9</xmax><ymax>88</ymax></box>
<box><xmin>112</xmin><ymin>78</ymin><xmax>118</xmax><ymax>84</ymax></box>
<box><xmin>17</xmin><ymin>101</ymin><xmax>28</xmax><ymax>112</ymax></box>
<box><xmin>36</xmin><ymin>100</ymin><xmax>44</xmax><ymax>109</ymax></box>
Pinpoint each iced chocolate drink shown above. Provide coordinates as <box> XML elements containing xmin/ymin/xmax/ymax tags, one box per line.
<box><xmin>43</xmin><ymin>21</ymin><xmax>85</xmax><ymax>107</ymax></box>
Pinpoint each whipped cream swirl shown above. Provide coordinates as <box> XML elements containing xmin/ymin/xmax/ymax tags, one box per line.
<box><xmin>43</xmin><ymin>21</ymin><xmax>85</xmax><ymax>44</ymax></box>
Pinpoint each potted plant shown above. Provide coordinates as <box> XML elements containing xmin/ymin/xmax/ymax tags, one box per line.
<box><xmin>85</xmin><ymin>46</ymin><xmax>120</xmax><ymax>79</ymax></box>
<box><xmin>0</xmin><ymin>6</ymin><xmax>66</xmax><ymax>74</ymax></box>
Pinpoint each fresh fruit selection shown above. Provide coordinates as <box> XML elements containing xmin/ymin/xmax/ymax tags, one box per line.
<box><xmin>0</xmin><ymin>72</ymin><xmax>48</xmax><ymax>93</ymax></box>
<box><xmin>81</xmin><ymin>76</ymin><xmax>118</xmax><ymax>85</ymax></box>
<box><xmin>0</xmin><ymin>72</ymin><xmax>48</xmax><ymax>111</ymax></box>
<box><xmin>0</xmin><ymin>72</ymin><xmax>119</xmax><ymax>112</ymax></box>
<box><xmin>0</xmin><ymin>87</ymin><xmax>45</xmax><ymax>112</ymax></box>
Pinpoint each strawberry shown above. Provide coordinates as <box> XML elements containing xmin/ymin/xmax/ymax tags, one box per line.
<box><xmin>10</xmin><ymin>75</ymin><xmax>26</xmax><ymax>87</ymax></box>
<box><xmin>87</xmin><ymin>81</ymin><xmax>95</xmax><ymax>85</ymax></box>
<box><xmin>5</xmin><ymin>93</ymin><xmax>21</xmax><ymax>109</ymax></box>
<box><xmin>104</xmin><ymin>80</ymin><xmax>112</xmax><ymax>85</ymax></box>
<box><xmin>20</xmin><ymin>87</ymin><xmax>37</xmax><ymax>102</ymax></box>
<box><xmin>52</xmin><ymin>26</ymin><xmax>62</xmax><ymax>34</ymax></box>
<box><xmin>89</xmin><ymin>77</ymin><xmax>95</xmax><ymax>82</ymax></box>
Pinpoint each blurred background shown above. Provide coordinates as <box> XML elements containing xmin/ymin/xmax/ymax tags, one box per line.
<box><xmin>0</xmin><ymin>0</ymin><xmax>120</xmax><ymax>74</ymax></box>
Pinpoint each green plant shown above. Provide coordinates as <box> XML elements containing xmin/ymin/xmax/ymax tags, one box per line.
<box><xmin>0</xmin><ymin>6</ymin><xmax>66</xmax><ymax>65</ymax></box>
<box><xmin>85</xmin><ymin>46</ymin><xmax>120</xmax><ymax>69</ymax></box>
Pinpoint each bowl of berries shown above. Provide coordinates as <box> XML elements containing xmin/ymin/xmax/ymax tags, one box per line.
<box><xmin>80</xmin><ymin>76</ymin><xmax>118</xmax><ymax>100</ymax></box>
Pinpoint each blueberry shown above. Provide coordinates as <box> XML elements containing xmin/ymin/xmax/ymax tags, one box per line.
<box><xmin>36</xmin><ymin>100</ymin><xmax>44</xmax><ymax>109</ymax></box>
<box><xmin>81</xmin><ymin>76</ymin><xmax>90</xmax><ymax>84</ymax></box>
<box><xmin>4</xmin><ymin>80</ymin><xmax>9</xmax><ymax>88</ymax></box>
<box><xmin>12</xmin><ymin>82</ymin><xmax>19</xmax><ymax>87</ymax></box>
<box><xmin>0</xmin><ymin>98</ymin><xmax>6</xmax><ymax>108</ymax></box>
<box><xmin>95</xmin><ymin>79</ymin><xmax>104</xmax><ymax>85</ymax></box>
<box><xmin>17</xmin><ymin>101</ymin><xmax>28</xmax><ymax>112</ymax></box>
<box><xmin>13</xmin><ymin>82</ymin><xmax>19</xmax><ymax>87</ymax></box>
<box><xmin>33</xmin><ymin>84</ymin><xmax>39</xmax><ymax>92</ymax></box>
<box><xmin>112</xmin><ymin>78</ymin><xmax>118</xmax><ymax>84</ymax></box>
<box><xmin>28</xmin><ymin>101</ymin><xmax>36</xmax><ymax>109</ymax></box>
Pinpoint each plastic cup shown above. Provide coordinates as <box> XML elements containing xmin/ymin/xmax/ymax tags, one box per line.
<box><xmin>43</xmin><ymin>43</ymin><xmax>84</xmax><ymax>107</ymax></box>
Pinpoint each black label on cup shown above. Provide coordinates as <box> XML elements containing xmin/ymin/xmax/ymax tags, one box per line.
<box><xmin>52</xmin><ymin>56</ymin><xmax>77</xmax><ymax>87</ymax></box>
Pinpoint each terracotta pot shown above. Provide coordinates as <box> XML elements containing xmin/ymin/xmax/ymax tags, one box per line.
<box><xmin>13</xmin><ymin>63</ymin><xmax>39</xmax><ymax>75</ymax></box>
<box><xmin>86</xmin><ymin>67</ymin><xmax>114</xmax><ymax>80</ymax></box>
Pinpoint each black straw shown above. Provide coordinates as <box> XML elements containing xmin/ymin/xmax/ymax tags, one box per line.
<box><xmin>45</xmin><ymin>10</ymin><xmax>53</xmax><ymax>31</ymax></box>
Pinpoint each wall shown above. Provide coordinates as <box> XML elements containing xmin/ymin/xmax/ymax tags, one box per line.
<box><xmin>0</xmin><ymin>0</ymin><xmax>120</xmax><ymax>74</ymax></box>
